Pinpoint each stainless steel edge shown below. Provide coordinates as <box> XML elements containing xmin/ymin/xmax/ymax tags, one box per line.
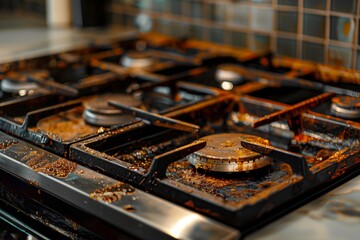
<box><xmin>0</xmin><ymin>131</ymin><xmax>240</xmax><ymax>240</ymax></box>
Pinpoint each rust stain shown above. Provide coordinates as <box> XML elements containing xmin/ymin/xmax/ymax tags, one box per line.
<box><xmin>21</xmin><ymin>151</ymin><xmax>77</xmax><ymax>178</ymax></box>
<box><xmin>185</xmin><ymin>200</ymin><xmax>195</xmax><ymax>208</ymax></box>
<box><xmin>123</xmin><ymin>204</ymin><xmax>136</xmax><ymax>212</ymax></box>
<box><xmin>90</xmin><ymin>182</ymin><xmax>135</xmax><ymax>203</ymax></box>
<box><xmin>167</xmin><ymin>160</ymin><xmax>298</xmax><ymax>207</ymax></box>
<box><xmin>252</xmin><ymin>92</ymin><xmax>335</xmax><ymax>128</ymax></box>
<box><xmin>272</xmin><ymin>56</ymin><xmax>360</xmax><ymax>85</ymax></box>
<box><xmin>293</xmin><ymin>133</ymin><xmax>318</xmax><ymax>144</ymax></box>
<box><xmin>29</xmin><ymin>180</ymin><xmax>39</xmax><ymax>187</ymax></box>
<box><xmin>315</xmin><ymin>65</ymin><xmax>360</xmax><ymax>85</ymax></box>
<box><xmin>75</xmin><ymin>169</ymin><xmax>85</xmax><ymax>175</ymax></box>
<box><xmin>184</xmin><ymin>200</ymin><xmax>219</xmax><ymax>217</ymax></box>
<box><xmin>30</xmin><ymin>106</ymin><xmax>103</xmax><ymax>142</ymax></box>
<box><xmin>332</xmin><ymin>96</ymin><xmax>360</xmax><ymax>108</ymax></box>
<box><xmin>72</xmin><ymin>222</ymin><xmax>79</xmax><ymax>231</ymax></box>
<box><xmin>314</xmin><ymin>149</ymin><xmax>336</xmax><ymax>162</ymax></box>
<box><xmin>34</xmin><ymin>159</ymin><xmax>77</xmax><ymax>178</ymax></box>
<box><xmin>0</xmin><ymin>139</ymin><xmax>18</xmax><ymax>150</ymax></box>
<box><xmin>311</xmin><ymin>146</ymin><xmax>360</xmax><ymax>177</ymax></box>
<box><xmin>234</xmin><ymin>82</ymin><xmax>266</xmax><ymax>95</ymax></box>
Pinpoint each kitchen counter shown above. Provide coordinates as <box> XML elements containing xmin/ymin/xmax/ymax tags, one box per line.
<box><xmin>248</xmin><ymin>175</ymin><xmax>360</xmax><ymax>240</ymax></box>
<box><xmin>0</xmin><ymin>27</ymin><xmax>359</xmax><ymax>240</ymax></box>
<box><xmin>0</xmin><ymin>27</ymin><xmax>137</xmax><ymax>64</ymax></box>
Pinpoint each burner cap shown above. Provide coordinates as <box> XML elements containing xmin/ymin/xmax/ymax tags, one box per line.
<box><xmin>187</xmin><ymin>133</ymin><xmax>272</xmax><ymax>172</ymax></box>
<box><xmin>331</xmin><ymin>96</ymin><xmax>360</xmax><ymax>119</ymax></box>
<box><xmin>121</xmin><ymin>51</ymin><xmax>153</xmax><ymax>68</ymax></box>
<box><xmin>215</xmin><ymin>64</ymin><xmax>244</xmax><ymax>84</ymax></box>
<box><xmin>1</xmin><ymin>78</ymin><xmax>39</xmax><ymax>94</ymax></box>
<box><xmin>142</xmin><ymin>90</ymin><xmax>178</xmax><ymax>110</ymax></box>
<box><xmin>83</xmin><ymin>93</ymin><xmax>141</xmax><ymax>126</ymax></box>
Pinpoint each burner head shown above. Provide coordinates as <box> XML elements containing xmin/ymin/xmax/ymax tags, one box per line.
<box><xmin>187</xmin><ymin>133</ymin><xmax>272</xmax><ymax>172</ymax></box>
<box><xmin>121</xmin><ymin>51</ymin><xmax>153</xmax><ymax>68</ymax></box>
<box><xmin>215</xmin><ymin>64</ymin><xmax>244</xmax><ymax>90</ymax></box>
<box><xmin>83</xmin><ymin>93</ymin><xmax>141</xmax><ymax>126</ymax></box>
<box><xmin>331</xmin><ymin>96</ymin><xmax>360</xmax><ymax>119</ymax></box>
<box><xmin>142</xmin><ymin>89</ymin><xmax>179</xmax><ymax>110</ymax></box>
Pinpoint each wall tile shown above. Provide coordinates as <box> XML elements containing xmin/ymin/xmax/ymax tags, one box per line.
<box><xmin>251</xmin><ymin>34</ymin><xmax>271</xmax><ymax>52</ymax></box>
<box><xmin>231</xmin><ymin>31</ymin><xmax>248</xmax><ymax>48</ymax></box>
<box><xmin>231</xmin><ymin>4</ymin><xmax>249</xmax><ymax>28</ymax></box>
<box><xmin>104</xmin><ymin>0</ymin><xmax>360</xmax><ymax>69</ymax></box>
<box><xmin>152</xmin><ymin>0</ymin><xmax>167</xmax><ymax>12</ymax></box>
<box><xmin>303</xmin><ymin>13</ymin><xmax>326</xmax><ymax>38</ymax></box>
<box><xmin>5</xmin><ymin>0</ymin><xmax>360</xmax><ymax>69</ymax></box>
<box><xmin>330</xmin><ymin>16</ymin><xmax>355</xmax><ymax>43</ymax></box>
<box><xmin>303</xmin><ymin>41</ymin><xmax>324</xmax><ymax>63</ymax></box>
<box><xmin>189</xmin><ymin>0</ymin><xmax>205</xmax><ymax>19</ymax></box>
<box><xmin>304</xmin><ymin>0</ymin><xmax>326</xmax><ymax>10</ymax></box>
<box><xmin>170</xmin><ymin>0</ymin><xmax>183</xmax><ymax>15</ymax></box>
<box><xmin>278</xmin><ymin>0</ymin><xmax>298</xmax><ymax>6</ymax></box>
<box><xmin>158</xmin><ymin>20</ymin><xmax>172</xmax><ymax>35</ymax></box>
<box><xmin>277</xmin><ymin>37</ymin><xmax>297</xmax><ymax>58</ymax></box>
<box><xmin>128</xmin><ymin>0</ymin><xmax>151</xmax><ymax>9</ymax></box>
<box><xmin>251</xmin><ymin>0</ymin><xmax>271</xmax><ymax>4</ymax></box>
<box><xmin>208</xmin><ymin>3</ymin><xmax>226</xmax><ymax>23</ymax></box>
<box><xmin>331</xmin><ymin>0</ymin><xmax>356</xmax><ymax>14</ymax></box>
<box><xmin>209</xmin><ymin>28</ymin><xmax>225</xmax><ymax>44</ymax></box>
<box><xmin>251</xmin><ymin>7</ymin><xmax>273</xmax><ymax>31</ymax></box>
<box><xmin>328</xmin><ymin>45</ymin><xmax>352</xmax><ymax>68</ymax></box>
<box><xmin>277</xmin><ymin>11</ymin><xmax>298</xmax><ymax>33</ymax></box>
<box><xmin>190</xmin><ymin>25</ymin><xmax>205</xmax><ymax>40</ymax></box>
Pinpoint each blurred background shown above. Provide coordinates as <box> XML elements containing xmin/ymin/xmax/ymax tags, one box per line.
<box><xmin>0</xmin><ymin>0</ymin><xmax>359</xmax><ymax>69</ymax></box>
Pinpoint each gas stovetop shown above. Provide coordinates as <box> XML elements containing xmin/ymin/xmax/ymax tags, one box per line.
<box><xmin>0</xmin><ymin>33</ymin><xmax>359</xmax><ymax>240</ymax></box>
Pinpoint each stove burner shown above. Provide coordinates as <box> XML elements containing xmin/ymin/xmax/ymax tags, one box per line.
<box><xmin>330</xmin><ymin>95</ymin><xmax>360</xmax><ymax>119</ymax></box>
<box><xmin>187</xmin><ymin>133</ymin><xmax>272</xmax><ymax>172</ymax></box>
<box><xmin>215</xmin><ymin>64</ymin><xmax>244</xmax><ymax>90</ymax></box>
<box><xmin>1</xmin><ymin>78</ymin><xmax>39</xmax><ymax>95</ymax></box>
<box><xmin>83</xmin><ymin>93</ymin><xmax>141</xmax><ymax>126</ymax></box>
<box><xmin>121</xmin><ymin>51</ymin><xmax>153</xmax><ymax>68</ymax></box>
<box><xmin>143</xmin><ymin>90</ymin><xmax>179</xmax><ymax>110</ymax></box>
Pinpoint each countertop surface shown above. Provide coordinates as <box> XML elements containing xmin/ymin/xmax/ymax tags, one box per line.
<box><xmin>0</xmin><ymin>27</ymin><xmax>359</xmax><ymax>240</ymax></box>
<box><xmin>0</xmin><ymin>27</ymin><xmax>137</xmax><ymax>64</ymax></box>
<box><xmin>248</xmin><ymin>176</ymin><xmax>360</xmax><ymax>240</ymax></box>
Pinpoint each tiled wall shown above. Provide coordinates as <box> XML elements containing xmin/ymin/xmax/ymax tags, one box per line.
<box><xmin>1</xmin><ymin>0</ymin><xmax>359</xmax><ymax>69</ymax></box>
<box><xmin>0</xmin><ymin>0</ymin><xmax>46</xmax><ymax>16</ymax></box>
<box><xmin>0</xmin><ymin>0</ymin><xmax>46</xmax><ymax>28</ymax></box>
<box><xmin>105</xmin><ymin>0</ymin><xmax>360</xmax><ymax>69</ymax></box>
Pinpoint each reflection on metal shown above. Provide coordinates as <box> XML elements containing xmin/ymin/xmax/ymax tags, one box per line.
<box><xmin>121</xmin><ymin>51</ymin><xmax>154</xmax><ymax>68</ymax></box>
<box><xmin>83</xmin><ymin>93</ymin><xmax>140</xmax><ymax>126</ymax></box>
<box><xmin>187</xmin><ymin>133</ymin><xmax>272</xmax><ymax>172</ymax></box>
<box><xmin>331</xmin><ymin>95</ymin><xmax>360</xmax><ymax>119</ymax></box>
<box><xmin>1</xmin><ymin>78</ymin><xmax>38</xmax><ymax>93</ymax></box>
<box><xmin>167</xmin><ymin>212</ymin><xmax>240</xmax><ymax>239</ymax></box>
<box><xmin>170</xmin><ymin>215</ymin><xmax>200</xmax><ymax>238</ymax></box>
<box><xmin>18</xmin><ymin>89</ymin><xmax>30</xmax><ymax>96</ymax></box>
<box><xmin>216</xmin><ymin>64</ymin><xmax>244</xmax><ymax>84</ymax></box>
<box><xmin>221</xmin><ymin>81</ymin><xmax>234</xmax><ymax>90</ymax></box>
